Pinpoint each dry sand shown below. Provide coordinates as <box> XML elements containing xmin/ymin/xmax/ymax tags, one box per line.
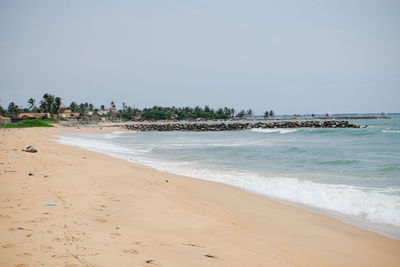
<box><xmin>0</xmin><ymin>127</ymin><xmax>399</xmax><ymax>266</ymax></box>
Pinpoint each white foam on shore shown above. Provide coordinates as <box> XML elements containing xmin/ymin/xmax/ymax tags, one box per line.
<box><xmin>145</xmin><ymin>161</ymin><xmax>400</xmax><ymax>227</ymax></box>
<box><xmin>55</xmin><ymin>131</ymin><xmax>400</xmax><ymax>239</ymax></box>
<box><xmin>252</xmin><ymin>128</ymin><xmax>299</xmax><ymax>134</ymax></box>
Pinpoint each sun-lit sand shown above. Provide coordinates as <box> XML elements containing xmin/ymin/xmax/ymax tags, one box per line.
<box><xmin>1</xmin><ymin>127</ymin><xmax>399</xmax><ymax>266</ymax></box>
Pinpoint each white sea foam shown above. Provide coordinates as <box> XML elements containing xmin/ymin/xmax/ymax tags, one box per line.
<box><xmin>54</xmin><ymin>132</ymin><xmax>400</xmax><ymax>237</ymax></box>
<box><xmin>55</xmin><ymin>134</ymin><xmax>148</xmax><ymax>159</ymax></box>
<box><xmin>144</xmin><ymin>162</ymin><xmax>400</xmax><ymax>228</ymax></box>
<box><xmin>382</xmin><ymin>130</ymin><xmax>400</xmax><ymax>133</ymax></box>
<box><xmin>102</xmin><ymin>131</ymin><xmax>132</xmax><ymax>139</ymax></box>
<box><xmin>252</xmin><ymin>128</ymin><xmax>299</xmax><ymax>134</ymax></box>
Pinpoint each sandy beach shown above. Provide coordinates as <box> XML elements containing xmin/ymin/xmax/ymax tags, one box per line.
<box><xmin>1</xmin><ymin>127</ymin><xmax>399</xmax><ymax>266</ymax></box>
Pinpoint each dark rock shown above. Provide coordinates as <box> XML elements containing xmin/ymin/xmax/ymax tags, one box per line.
<box><xmin>122</xmin><ymin>120</ymin><xmax>360</xmax><ymax>132</ymax></box>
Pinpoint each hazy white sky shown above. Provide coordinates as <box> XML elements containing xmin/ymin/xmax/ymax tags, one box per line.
<box><xmin>0</xmin><ymin>0</ymin><xmax>399</xmax><ymax>114</ymax></box>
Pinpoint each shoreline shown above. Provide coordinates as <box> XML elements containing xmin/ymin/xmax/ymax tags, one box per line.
<box><xmin>1</xmin><ymin>127</ymin><xmax>399</xmax><ymax>266</ymax></box>
<box><xmin>59</xmin><ymin>126</ymin><xmax>400</xmax><ymax>240</ymax></box>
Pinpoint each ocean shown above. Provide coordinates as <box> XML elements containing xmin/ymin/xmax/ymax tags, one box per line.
<box><xmin>56</xmin><ymin>116</ymin><xmax>400</xmax><ymax>239</ymax></box>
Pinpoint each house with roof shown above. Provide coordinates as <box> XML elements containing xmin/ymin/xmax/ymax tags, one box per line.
<box><xmin>0</xmin><ymin>115</ymin><xmax>11</xmax><ymax>125</ymax></box>
<box><xmin>59</xmin><ymin>110</ymin><xmax>80</xmax><ymax>119</ymax></box>
<box><xmin>17</xmin><ymin>113</ymin><xmax>50</xmax><ymax>119</ymax></box>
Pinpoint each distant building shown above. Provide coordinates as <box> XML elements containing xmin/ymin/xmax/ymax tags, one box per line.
<box><xmin>91</xmin><ymin>114</ymin><xmax>106</xmax><ymax>121</ymax></box>
<box><xmin>17</xmin><ymin>113</ymin><xmax>50</xmax><ymax>119</ymax></box>
<box><xmin>58</xmin><ymin>106</ymin><xmax>68</xmax><ymax>114</ymax></box>
<box><xmin>59</xmin><ymin>110</ymin><xmax>80</xmax><ymax>119</ymax></box>
<box><xmin>0</xmin><ymin>115</ymin><xmax>11</xmax><ymax>124</ymax></box>
<box><xmin>97</xmin><ymin>110</ymin><xmax>109</xmax><ymax>116</ymax></box>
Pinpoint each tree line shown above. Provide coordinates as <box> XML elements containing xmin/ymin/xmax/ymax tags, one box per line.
<box><xmin>0</xmin><ymin>93</ymin><xmax>275</xmax><ymax>121</ymax></box>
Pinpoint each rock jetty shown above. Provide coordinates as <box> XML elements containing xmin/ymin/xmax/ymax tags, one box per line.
<box><xmin>123</xmin><ymin>120</ymin><xmax>359</xmax><ymax>132</ymax></box>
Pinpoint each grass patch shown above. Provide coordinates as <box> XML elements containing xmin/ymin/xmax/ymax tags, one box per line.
<box><xmin>0</xmin><ymin>119</ymin><xmax>54</xmax><ymax>128</ymax></box>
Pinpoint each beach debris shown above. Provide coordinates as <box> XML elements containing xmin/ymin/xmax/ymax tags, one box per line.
<box><xmin>204</xmin><ymin>254</ymin><xmax>218</xmax><ymax>259</ymax></box>
<box><xmin>165</xmin><ymin>179</ymin><xmax>168</xmax><ymax>183</ymax></box>
<box><xmin>183</xmin><ymin>243</ymin><xmax>205</xmax><ymax>248</ymax></box>
<box><xmin>28</xmin><ymin>172</ymin><xmax>35</xmax><ymax>176</ymax></box>
<box><xmin>45</xmin><ymin>204</ymin><xmax>56</xmax><ymax>206</ymax></box>
<box><xmin>22</xmin><ymin>146</ymin><xmax>37</xmax><ymax>153</ymax></box>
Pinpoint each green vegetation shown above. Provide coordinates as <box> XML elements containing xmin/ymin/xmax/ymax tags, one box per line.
<box><xmin>1</xmin><ymin>93</ymin><xmax>275</xmax><ymax>122</ymax></box>
<box><xmin>264</xmin><ymin>110</ymin><xmax>274</xmax><ymax>118</ymax></box>
<box><xmin>0</xmin><ymin>119</ymin><xmax>54</xmax><ymax>128</ymax></box>
<box><xmin>141</xmin><ymin>106</ymin><xmax>235</xmax><ymax>120</ymax></box>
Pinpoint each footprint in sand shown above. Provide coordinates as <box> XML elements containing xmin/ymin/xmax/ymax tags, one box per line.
<box><xmin>108</xmin><ymin>197</ymin><xmax>120</xmax><ymax>202</ymax></box>
<box><xmin>52</xmin><ymin>237</ymin><xmax>63</xmax><ymax>242</ymax></box>
<box><xmin>16</xmin><ymin>252</ymin><xmax>32</xmax><ymax>257</ymax></box>
<box><xmin>51</xmin><ymin>254</ymin><xmax>70</xmax><ymax>258</ymax></box>
<box><xmin>130</xmin><ymin>241</ymin><xmax>145</xmax><ymax>247</ymax></box>
<box><xmin>94</xmin><ymin>218</ymin><xmax>107</xmax><ymax>223</ymax></box>
<box><xmin>1</xmin><ymin>243</ymin><xmax>16</xmax><ymax>248</ymax></box>
<box><xmin>110</xmin><ymin>232</ymin><xmax>121</xmax><ymax>237</ymax></box>
<box><xmin>123</xmin><ymin>249</ymin><xmax>138</xmax><ymax>254</ymax></box>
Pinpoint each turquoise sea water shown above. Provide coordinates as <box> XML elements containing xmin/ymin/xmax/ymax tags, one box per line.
<box><xmin>57</xmin><ymin>116</ymin><xmax>400</xmax><ymax>238</ymax></box>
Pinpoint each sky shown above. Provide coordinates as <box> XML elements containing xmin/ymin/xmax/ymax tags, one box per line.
<box><xmin>0</xmin><ymin>0</ymin><xmax>399</xmax><ymax>115</ymax></box>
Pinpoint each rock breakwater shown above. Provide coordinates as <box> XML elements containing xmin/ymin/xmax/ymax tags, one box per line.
<box><xmin>123</xmin><ymin>120</ymin><xmax>360</xmax><ymax>132</ymax></box>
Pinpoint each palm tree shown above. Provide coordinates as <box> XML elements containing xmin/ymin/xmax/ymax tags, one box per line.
<box><xmin>269</xmin><ymin>110</ymin><xmax>274</xmax><ymax>117</ymax></box>
<box><xmin>28</xmin><ymin>98</ymin><xmax>36</xmax><ymax>111</ymax></box>
<box><xmin>8</xmin><ymin>102</ymin><xmax>20</xmax><ymax>119</ymax></box>
<box><xmin>40</xmin><ymin>93</ymin><xmax>55</xmax><ymax>113</ymax></box>
<box><xmin>69</xmin><ymin>102</ymin><xmax>79</xmax><ymax>112</ymax></box>
<box><xmin>51</xmin><ymin>97</ymin><xmax>62</xmax><ymax>114</ymax></box>
<box><xmin>236</xmin><ymin>110</ymin><xmax>245</xmax><ymax>118</ymax></box>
